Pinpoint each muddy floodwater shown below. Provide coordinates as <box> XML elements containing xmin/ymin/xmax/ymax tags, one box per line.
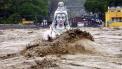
<box><xmin>0</xmin><ymin>27</ymin><xmax>122</xmax><ymax>69</ymax></box>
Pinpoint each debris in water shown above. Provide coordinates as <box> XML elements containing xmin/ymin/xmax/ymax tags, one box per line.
<box><xmin>21</xmin><ymin>29</ymin><xmax>94</xmax><ymax>57</ymax></box>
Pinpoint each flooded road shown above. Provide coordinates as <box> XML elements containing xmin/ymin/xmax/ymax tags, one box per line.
<box><xmin>0</xmin><ymin>27</ymin><xmax>122</xmax><ymax>69</ymax></box>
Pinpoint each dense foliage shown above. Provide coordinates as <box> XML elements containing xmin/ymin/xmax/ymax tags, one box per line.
<box><xmin>0</xmin><ymin>0</ymin><xmax>48</xmax><ymax>24</ymax></box>
<box><xmin>84</xmin><ymin>0</ymin><xmax>122</xmax><ymax>21</ymax></box>
<box><xmin>84</xmin><ymin>0</ymin><xmax>122</xmax><ymax>13</ymax></box>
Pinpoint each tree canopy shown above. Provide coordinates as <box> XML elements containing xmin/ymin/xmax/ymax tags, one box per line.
<box><xmin>84</xmin><ymin>0</ymin><xmax>108</xmax><ymax>13</ymax></box>
<box><xmin>84</xmin><ymin>0</ymin><xmax>122</xmax><ymax>20</ymax></box>
<box><xmin>84</xmin><ymin>0</ymin><xmax>122</xmax><ymax>13</ymax></box>
<box><xmin>0</xmin><ymin>0</ymin><xmax>48</xmax><ymax>24</ymax></box>
<box><xmin>109</xmin><ymin>0</ymin><xmax>122</xmax><ymax>7</ymax></box>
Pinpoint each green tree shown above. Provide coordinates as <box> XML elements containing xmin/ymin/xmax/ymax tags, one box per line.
<box><xmin>84</xmin><ymin>0</ymin><xmax>122</xmax><ymax>13</ymax></box>
<box><xmin>84</xmin><ymin>0</ymin><xmax>122</xmax><ymax>21</ymax></box>
<box><xmin>0</xmin><ymin>0</ymin><xmax>48</xmax><ymax>24</ymax></box>
<box><xmin>84</xmin><ymin>0</ymin><xmax>108</xmax><ymax>13</ymax></box>
<box><xmin>109</xmin><ymin>0</ymin><xmax>122</xmax><ymax>6</ymax></box>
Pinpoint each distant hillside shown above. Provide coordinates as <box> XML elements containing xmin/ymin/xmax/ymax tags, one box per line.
<box><xmin>65</xmin><ymin>0</ymin><xmax>86</xmax><ymax>7</ymax></box>
<box><xmin>65</xmin><ymin>0</ymin><xmax>86</xmax><ymax>17</ymax></box>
